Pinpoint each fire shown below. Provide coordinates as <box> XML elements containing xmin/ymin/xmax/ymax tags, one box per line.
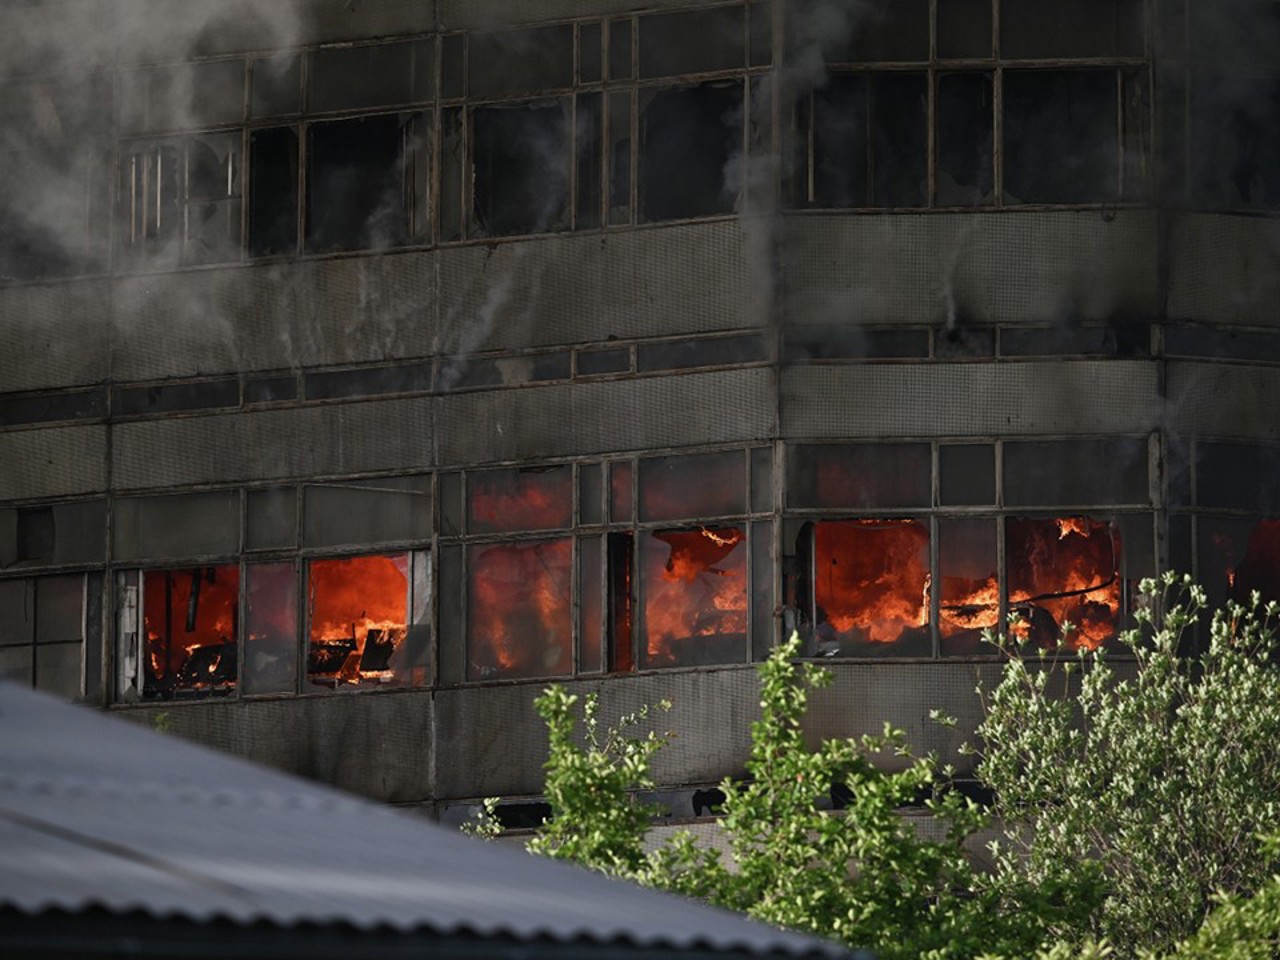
<box><xmin>468</xmin><ymin>538</ymin><xmax>572</xmax><ymax>679</ymax></box>
<box><xmin>142</xmin><ymin>565</ymin><xmax>239</xmax><ymax>698</ymax></box>
<box><xmin>812</xmin><ymin>520</ymin><xmax>929</xmax><ymax>650</ymax></box>
<box><xmin>469</xmin><ymin>468</ymin><xmax>573</xmax><ymax>533</ymax></box>
<box><xmin>308</xmin><ymin>554</ymin><xmax>409</xmax><ymax>687</ymax></box>
<box><xmin>642</xmin><ymin>526</ymin><xmax>747</xmax><ymax>666</ymax></box>
<box><xmin>1007</xmin><ymin>517</ymin><xmax>1121</xmax><ymax>651</ymax></box>
<box><xmin>940</xmin><ymin>576</ymin><xmax>1000</xmax><ymax>637</ymax></box>
<box><xmin>1225</xmin><ymin>520</ymin><xmax>1280</xmax><ymax>604</ymax></box>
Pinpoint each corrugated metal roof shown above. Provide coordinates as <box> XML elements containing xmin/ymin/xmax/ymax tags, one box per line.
<box><xmin>0</xmin><ymin>683</ymin><xmax>850</xmax><ymax>957</ymax></box>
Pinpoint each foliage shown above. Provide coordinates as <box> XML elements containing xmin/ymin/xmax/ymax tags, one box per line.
<box><xmin>528</xmin><ymin>635</ymin><xmax>1058</xmax><ymax>960</ymax></box>
<box><xmin>975</xmin><ymin>573</ymin><xmax>1280</xmax><ymax>956</ymax></box>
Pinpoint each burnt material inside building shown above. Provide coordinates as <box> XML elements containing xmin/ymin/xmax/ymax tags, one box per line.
<box><xmin>2</xmin><ymin>0</ymin><xmax>1280</xmax><ymax>818</ymax></box>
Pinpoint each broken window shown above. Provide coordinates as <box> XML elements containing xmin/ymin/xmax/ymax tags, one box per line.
<box><xmin>638</xmin><ymin>81</ymin><xmax>743</xmax><ymax>222</ymax></box>
<box><xmin>467</xmin><ymin>538</ymin><xmax>572</xmax><ymax>679</ymax></box>
<box><xmin>802</xmin><ymin>519</ymin><xmax>931</xmax><ymax>658</ymax></box>
<box><xmin>139</xmin><ymin>565</ymin><xmax>240</xmax><ymax>700</ymax></box>
<box><xmin>640</xmin><ymin>525</ymin><xmax>748</xmax><ymax>667</ymax></box>
<box><xmin>306</xmin><ymin>552</ymin><xmax>427</xmax><ymax>690</ymax></box>
<box><xmin>1191</xmin><ymin>73</ymin><xmax>1280</xmax><ymax>210</ymax></box>
<box><xmin>1002</xmin><ymin>70</ymin><xmax>1120</xmax><ymax>204</ymax></box>
<box><xmin>306</xmin><ymin>112</ymin><xmax>429</xmax><ymax>252</ymax></box>
<box><xmin>808</xmin><ymin>72</ymin><xmax>927</xmax><ymax>208</ymax></box>
<box><xmin>1198</xmin><ymin>518</ymin><xmax>1280</xmax><ymax>615</ymax></box>
<box><xmin>249</xmin><ymin>126</ymin><xmax>298</xmax><ymax>256</ymax></box>
<box><xmin>1006</xmin><ymin>517</ymin><xmax>1123</xmax><ymax>651</ymax></box>
<box><xmin>935</xmin><ymin>72</ymin><xmax>994</xmax><ymax>206</ymax></box>
<box><xmin>471</xmin><ymin>99</ymin><xmax>571</xmax><ymax>237</ymax></box>
<box><xmin>119</xmin><ymin>132</ymin><xmax>242</xmax><ymax>264</ymax></box>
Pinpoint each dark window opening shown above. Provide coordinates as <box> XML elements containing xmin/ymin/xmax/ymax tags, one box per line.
<box><xmin>249</xmin><ymin>126</ymin><xmax>298</xmax><ymax>256</ymax></box>
<box><xmin>142</xmin><ymin>565</ymin><xmax>240</xmax><ymax>700</ymax></box>
<box><xmin>640</xmin><ymin>526</ymin><xmax>747</xmax><ymax>668</ymax></box>
<box><xmin>1006</xmin><ymin>517</ymin><xmax>1123</xmax><ymax>651</ymax></box>
<box><xmin>804</xmin><ymin>519</ymin><xmax>931</xmax><ymax>658</ymax></box>
<box><xmin>638</xmin><ymin>81</ymin><xmax>743</xmax><ymax>223</ymax></box>
<box><xmin>306</xmin><ymin>113</ymin><xmax>427</xmax><ymax>253</ymax></box>
<box><xmin>608</xmin><ymin>532</ymin><xmax>635</xmax><ymax>672</ymax></box>
<box><xmin>472</xmin><ymin>99</ymin><xmax>570</xmax><ymax>238</ymax></box>
<box><xmin>466</xmin><ymin>538</ymin><xmax>572</xmax><ymax>680</ymax></box>
<box><xmin>1003</xmin><ymin>70</ymin><xmax>1119</xmax><ymax>204</ymax></box>
<box><xmin>936</xmin><ymin>72</ymin><xmax>994</xmax><ymax>206</ymax></box>
<box><xmin>306</xmin><ymin>554</ymin><xmax>415</xmax><ymax>690</ymax></box>
<box><xmin>1191</xmin><ymin>74</ymin><xmax>1280</xmax><ymax>210</ymax></box>
<box><xmin>810</xmin><ymin>72</ymin><xmax>927</xmax><ymax>208</ymax></box>
<box><xmin>1001</xmin><ymin>0</ymin><xmax>1143</xmax><ymax>59</ymax></box>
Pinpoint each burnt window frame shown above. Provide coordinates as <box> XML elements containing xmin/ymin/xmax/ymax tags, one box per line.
<box><xmin>791</xmin><ymin>0</ymin><xmax>1153</xmax><ymax>211</ymax></box>
<box><xmin>783</xmin><ymin>438</ymin><xmax>1154</xmax><ymax>660</ymax></box>
<box><xmin>111</xmin><ymin>481</ymin><xmax>433</xmax><ymax>704</ymax></box>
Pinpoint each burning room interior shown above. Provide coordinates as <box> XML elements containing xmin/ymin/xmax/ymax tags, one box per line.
<box><xmin>2</xmin><ymin>0</ymin><xmax>1280</xmax><ymax>819</ymax></box>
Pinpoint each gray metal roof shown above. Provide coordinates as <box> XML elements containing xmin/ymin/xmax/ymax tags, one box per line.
<box><xmin>0</xmin><ymin>682</ymin><xmax>850</xmax><ymax>958</ymax></box>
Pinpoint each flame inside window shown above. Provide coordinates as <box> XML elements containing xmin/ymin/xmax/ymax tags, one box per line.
<box><xmin>468</xmin><ymin>538</ymin><xmax>572</xmax><ymax>680</ymax></box>
<box><xmin>142</xmin><ymin>565</ymin><xmax>239</xmax><ymax>700</ymax></box>
<box><xmin>1214</xmin><ymin>519</ymin><xmax>1280</xmax><ymax>607</ymax></box>
<box><xmin>939</xmin><ymin>519</ymin><xmax>999</xmax><ymax>653</ymax></box>
<box><xmin>641</xmin><ymin>526</ymin><xmax>747</xmax><ymax>667</ymax></box>
<box><xmin>811</xmin><ymin>520</ymin><xmax>930</xmax><ymax>656</ymax></box>
<box><xmin>1007</xmin><ymin>516</ymin><xmax>1122</xmax><ymax>651</ymax></box>
<box><xmin>307</xmin><ymin>554</ymin><xmax>409</xmax><ymax>689</ymax></box>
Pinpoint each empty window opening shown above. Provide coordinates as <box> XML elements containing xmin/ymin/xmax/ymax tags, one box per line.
<box><xmin>1191</xmin><ymin>74</ymin><xmax>1280</xmax><ymax>210</ymax></box>
<box><xmin>249</xmin><ymin>126</ymin><xmax>298</xmax><ymax>256</ymax></box>
<box><xmin>805</xmin><ymin>520</ymin><xmax>931</xmax><ymax>658</ymax></box>
<box><xmin>1006</xmin><ymin>517</ymin><xmax>1122</xmax><ymax>651</ymax></box>
<box><xmin>638</xmin><ymin>81</ymin><xmax>742</xmax><ymax>223</ymax></box>
<box><xmin>810</xmin><ymin>72</ymin><xmax>927</xmax><ymax>208</ymax></box>
<box><xmin>935</xmin><ymin>72</ymin><xmax>994</xmax><ymax>206</ymax></box>
<box><xmin>1002</xmin><ymin>70</ymin><xmax>1118</xmax><ymax>204</ymax></box>
<box><xmin>306</xmin><ymin>113</ymin><xmax>428</xmax><ymax>253</ymax></box>
<box><xmin>142</xmin><ymin>565</ymin><xmax>240</xmax><ymax>700</ymax></box>
<box><xmin>467</xmin><ymin>538</ymin><xmax>572</xmax><ymax>680</ymax></box>
<box><xmin>472</xmin><ymin>99</ymin><xmax>570</xmax><ymax>238</ymax></box>
<box><xmin>1202</xmin><ymin>519</ymin><xmax>1280</xmax><ymax>612</ymax></box>
<box><xmin>307</xmin><ymin>554</ymin><xmax>411</xmax><ymax>689</ymax></box>
<box><xmin>640</xmin><ymin>525</ymin><xmax>747</xmax><ymax>668</ymax></box>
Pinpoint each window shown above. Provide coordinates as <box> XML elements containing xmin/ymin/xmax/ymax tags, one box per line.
<box><xmin>0</xmin><ymin>575</ymin><xmax>93</xmax><ymax>699</ymax></box>
<box><xmin>794</xmin><ymin>0</ymin><xmax>1150</xmax><ymax>209</ymax></box>
<box><xmin>471</xmin><ymin>100</ymin><xmax>571</xmax><ymax>237</ymax></box>
<box><xmin>137</xmin><ymin>565</ymin><xmax>240</xmax><ymax>700</ymax></box>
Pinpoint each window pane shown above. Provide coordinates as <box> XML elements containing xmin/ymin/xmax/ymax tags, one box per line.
<box><xmin>309</xmin><ymin>40</ymin><xmax>431</xmax><ymax>112</ymax></box>
<box><xmin>638</xmin><ymin>81</ymin><xmax>742</xmax><ymax>222</ymax></box>
<box><xmin>1198</xmin><ymin>517</ymin><xmax>1280</xmax><ymax>615</ymax></box>
<box><xmin>470</xmin><ymin>25</ymin><xmax>573</xmax><ymax>99</ymax></box>
<box><xmin>937</xmin><ymin>0</ymin><xmax>992</xmax><ymax>58</ymax></box>
<box><xmin>608</xmin><ymin>532</ymin><xmax>634</xmax><ymax>672</ymax></box>
<box><xmin>576</xmin><ymin>92</ymin><xmax>603</xmax><ymax>229</ymax></box>
<box><xmin>142</xmin><ymin>565</ymin><xmax>240</xmax><ymax>700</ymax></box>
<box><xmin>472</xmin><ymin>98</ymin><xmax>571</xmax><ymax>237</ymax></box>
<box><xmin>810</xmin><ymin>520</ymin><xmax>930</xmax><ymax>657</ymax></box>
<box><xmin>639</xmin><ymin>451</ymin><xmax>746</xmax><ymax>523</ymax></box>
<box><xmin>1191</xmin><ymin>73</ymin><xmax>1280</xmax><ymax>210</ymax></box>
<box><xmin>1003</xmin><ymin>69</ymin><xmax>1118</xmax><ymax>204</ymax></box>
<box><xmin>641</xmin><ymin>526</ymin><xmax>747</xmax><ymax>668</ymax></box>
<box><xmin>244</xmin><ymin>562</ymin><xmax>296</xmax><ymax>696</ymax></box>
<box><xmin>936</xmin><ymin>72</ymin><xmax>994</xmax><ymax>206</ymax></box>
<box><xmin>1006</xmin><ymin>517</ymin><xmax>1122</xmax><ymax>651</ymax></box>
<box><xmin>249</xmin><ymin>126</ymin><xmax>298</xmax><ymax>256</ymax></box>
<box><xmin>307</xmin><ymin>554</ymin><xmax>410</xmax><ymax>690</ymax></box>
<box><xmin>639</xmin><ymin>7</ymin><xmax>745</xmax><ymax>79</ymax></box>
<box><xmin>787</xmin><ymin>444</ymin><xmax>931</xmax><ymax>509</ymax></box>
<box><xmin>1001</xmin><ymin>0</ymin><xmax>1143</xmax><ymax>58</ymax></box>
<box><xmin>1004</xmin><ymin>438</ymin><xmax>1148</xmax><ymax>507</ymax></box>
<box><xmin>469</xmin><ymin>466</ymin><xmax>573</xmax><ymax>534</ymax></box>
<box><xmin>939</xmin><ymin>519</ymin><xmax>998</xmax><ymax>656</ymax></box>
<box><xmin>467</xmin><ymin>538</ymin><xmax>572</xmax><ymax>680</ymax></box>
<box><xmin>251</xmin><ymin>55</ymin><xmax>301</xmax><ymax>118</ymax></box>
<box><xmin>580</xmin><ymin>535</ymin><xmax>604</xmax><ymax>673</ymax></box>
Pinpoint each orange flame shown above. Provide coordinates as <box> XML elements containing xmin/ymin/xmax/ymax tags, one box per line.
<box><xmin>468</xmin><ymin>538</ymin><xmax>572</xmax><ymax>679</ymax></box>
<box><xmin>642</xmin><ymin>527</ymin><xmax>747</xmax><ymax>666</ymax></box>
<box><xmin>142</xmin><ymin>565</ymin><xmax>239</xmax><ymax>695</ymax></box>
<box><xmin>469</xmin><ymin>469</ymin><xmax>572</xmax><ymax>533</ymax></box>
<box><xmin>308</xmin><ymin>555</ymin><xmax>409</xmax><ymax>686</ymax></box>
<box><xmin>813</xmin><ymin>520</ymin><xmax>929</xmax><ymax>647</ymax></box>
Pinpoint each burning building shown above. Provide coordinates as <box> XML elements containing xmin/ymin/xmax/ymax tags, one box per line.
<box><xmin>1</xmin><ymin>0</ymin><xmax>1279</xmax><ymax>818</ymax></box>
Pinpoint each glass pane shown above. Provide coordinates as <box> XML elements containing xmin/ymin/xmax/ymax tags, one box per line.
<box><xmin>576</xmin><ymin>92</ymin><xmax>603</xmax><ymax>229</ymax></box>
<box><xmin>1006</xmin><ymin>517</ymin><xmax>1122</xmax><ymax>651</ymax></box>
<box><xmin>788</xmin><ymin>444</ymin><xmax>931</xmax><ymax>509</ymax></box>
<box><xmin>639</xmin><ymin>450</ymin><xmax>746</xmax><ymax>522</ymax></box>
<box><xmin>639</xmin><ymin>7</ymin><xmax>745</xmax><ymax>79</ymax></box>
<box><xmin>1198</xmin><ymin>517</ymin><xmax>1280</xmax><ymax>614</ymax></box>
<box><xmin>467</xmin><ymin>538</ymin><xmax>573</xmax><ymax>680</ymax></box>
<box><xmin>580</xmin><ymin>536</ymin><xmax>604</xmax><ymax>673</ymax></box>
<box><xmin>937</xmin><ymin>0</ymin><xmax>992</xmax><ymax>58</ymax></box>
<box><xmin>810</xmin><ymin>520</ymin><xmax>930</xmax><ymax>657</ymax></box>
<box><xmin>307</xmin><ymin>554</ymin><xmax>410</xmax><ymax>690</ymax></box>
<box><xmin>939</xmin><ymin>519</ymin><xmax>998</xmax><ymax>656</ymax></box>
<box><xmin>608</xmin><ymin>532</ymin><xmax>635</xmax><ymax>672</ymax></box>
<box><xmin>579</xmin><ymin>462</ymin><xmax>603</xmax><ymax>525</ymax></box>
<box><xmin>939</xmin><ymin>443</ymin><xmax>995</xmax><ymax>505</ymax></box>
<box><xmin>608</xmin><ymin>18</ymin><xmax>633</xmax><ymax>80</ymax></box>
<box><xmin>251</xmin><ymin>55</ymin><xmax>301</xmax><ymax>117</ymax></box>
<box><xmin>469</xmin><ymin>466</ymin><xmax>573</xmax><ymax>534</ymax></box>
<box><xmin>936</xmin><ymin>72</ymin><xmax>994</xmax><ymax>206</ymax></box>
<box><xmin>1002</xmin><ymin>0</ymin><xmax>1143</xmax><ymax>58</ymax></box>
<box><xmin>142</xmin><ymin>565</ymin><xmax>240</xmax><ymax>700</ymax></box>
<box><xmin>641</xmin><ymin>526</ymin><xmax>747</xmax><ymax>667</ymax></box>
<box><xmin>309</xmin><ymin>40</ymin><xmax>430</xmax><ymax>112</ymax></box>
<box><xmin>472</xmin><ymin>98</ymin><xmax>571</xmax><ymax>237</ymax></box>
<box><xmin>470</xmin><ymin>25</ymin><xmax>573</xmax><ymax>99</ymax></box>
<box><xmin>608</xmin><ymin>90</ymin><xmax>632</xmax><ymax>224</ymax></box>
<box><xmin>244</xmin><ymin>562</ymin><xmax>297</xmax><ymax>696</ymax></box>
<box><xmin>35</xmin><ymin>642</ymin><xmax>81</xmax><ymax>698</ymax></box>
<box><xmin>580</xmin><ymin>22</ymin><xmax>603</xmax><ymax>83</ymax></box>
<box><xmin>610</xmin><ymin>460</ymin><xmax>634</xmax><ymax>522</ymax></box>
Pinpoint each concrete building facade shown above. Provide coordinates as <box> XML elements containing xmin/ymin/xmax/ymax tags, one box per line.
<box><xmin>2</xmin><ymin>0</ymin><xmax>1279</xmax><ymax>819</ymax></box>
